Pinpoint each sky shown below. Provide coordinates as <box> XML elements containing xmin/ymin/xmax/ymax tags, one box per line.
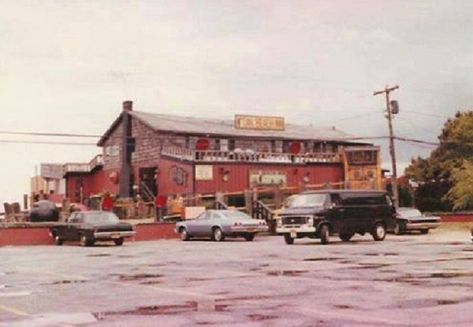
<box><xmin>1</xmin><ymin>0</ymin><xmax>472</xmax><ymax>203</ymax></box>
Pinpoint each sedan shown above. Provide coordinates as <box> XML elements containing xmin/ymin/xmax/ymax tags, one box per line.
<box><xmin>394</xmin><ymin>207</ymin><xmax>440</xmax><ymax>235</ymax></box>
<box><xmin>50</xmin><ymin>211</ymin><xmax>135</xmax><ymax>246</ymax></box>
<box><xmin>175</xmin><ymin>210</ymin><xmax>268</xmax><ymax>242</ymax></box>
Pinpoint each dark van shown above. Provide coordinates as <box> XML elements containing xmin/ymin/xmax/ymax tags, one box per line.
<box><xmin>276</xmin><ymin>190</ymin><xmax>396</xmax><ymax>245</ymax></box>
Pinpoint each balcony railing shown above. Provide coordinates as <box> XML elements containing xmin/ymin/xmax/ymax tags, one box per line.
<box><xmin>64</xmin><ymin>154</ymin><xmax>104</xmax><ymax>174</ymax></box>
<box><xmin>161</xmin><ymin>146</ymin><xmax>340</xmax><ymax>164</ymax></box>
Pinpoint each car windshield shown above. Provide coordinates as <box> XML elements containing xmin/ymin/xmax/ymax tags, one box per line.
<box><xmin>83</xmin><ymin>212</ymin><xmax>120</xmax><ymax>225</ymax></box>
<box><xmin>286</xmin><ymin>194</ymin><xmax>328</xmax><ymax>208</ymax></box>
<box><xmin>219</xmin><ymin>211</ymin><xmax>252</xmax><ymax>220</ymax></box>
<box><xmin>399</xmin><ymin>208</ymin><xmax>422</xmax><ymax>218</ymax></box>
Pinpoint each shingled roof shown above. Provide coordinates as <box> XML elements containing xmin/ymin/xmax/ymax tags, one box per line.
<box><xmin>98</xmin><ymin>110</ymin><xmax>361</xmax><ymax>146</ymax></box>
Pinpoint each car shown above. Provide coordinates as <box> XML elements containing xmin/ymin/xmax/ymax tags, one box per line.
<box><xmin>28</xmin><ymin>200</ymin><xmax>60</xmax><ymax>222</ymax></box>
<box><xmin>394</xmin><ymin>207</ymin><xmax>440</xmax><ymax>235</ymax></box>
<box><xmin>175</xmin><ymin>209</ymin><xmax>268</xmax><ymax>242</ymax></box>
<box><xmin>276</xmin><ymin>189</ymin><xmax>396</xmax><ymax>245</ymax></box>
<box><xmin>50</xmin><ymin>211</ymin><xmax>135</xmax><ymax>246</ymax></box>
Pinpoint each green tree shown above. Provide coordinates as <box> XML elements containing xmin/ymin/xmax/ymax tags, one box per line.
<box><xmin>404</xmin><ymin>111</ymin><xmax>473</xmax><ymax>211</ymax></box>
<box><xmin>446</xmin><ymin>160</ymin><xmax>473</xmax><ymax>210</ymax></box>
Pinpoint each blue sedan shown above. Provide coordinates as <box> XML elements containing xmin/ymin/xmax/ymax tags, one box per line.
<box><xmin>175</xmin><ymin>210</ymin><xmax>268</xmax><ymax>242</ymax></box>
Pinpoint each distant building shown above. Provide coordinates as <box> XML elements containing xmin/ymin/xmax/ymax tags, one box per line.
<box><xmin>60</xmin><ymin>101</ymin><xmax>382</xmax><ymax>203</ymax></box>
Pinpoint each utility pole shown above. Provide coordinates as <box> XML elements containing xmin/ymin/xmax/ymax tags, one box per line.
<box><xmin>374</xmin><ymin>85</ymin><xmax>399</xmax><ymax>208</ymax></box>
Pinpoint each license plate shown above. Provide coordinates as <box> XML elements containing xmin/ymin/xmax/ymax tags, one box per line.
<box><xmin>290</xmin><ymin>230</ymin><xmax>297</xmax><ymax>238</ymax></box>
<box><xmin>111</xmin><ymin>233</ymin><xmax>120</xmax><ymax>239</ymax></box>
<box><xmin>248</xmin><ymin>228</ymin><xmax>256</xmax><ymax>233</ymax></box>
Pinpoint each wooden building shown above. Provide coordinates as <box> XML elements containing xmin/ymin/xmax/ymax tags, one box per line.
<box><xmin>63</xmin><ymin>101</ymin><xmax>382</xmax><ymax>203</ymax></box>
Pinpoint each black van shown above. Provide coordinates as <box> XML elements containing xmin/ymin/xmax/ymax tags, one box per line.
<box><xmin>276</xmin><ymin>190</ymin><xmax>396</xmax><ymax>245</ymax></box>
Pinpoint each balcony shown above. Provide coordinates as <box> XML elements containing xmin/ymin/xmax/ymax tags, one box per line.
<box><xmin>161</xmin><ymin>146</ymin><xmax>340</xmax><ymax>164</ymax></box>
<box><xmin>64</xmin><ymin>154</ymin><xmax>104</xmax><ymax>174</ymax></box>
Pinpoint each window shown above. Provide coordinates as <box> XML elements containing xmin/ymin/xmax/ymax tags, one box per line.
<box><xmin>220</xmin><ymin>139</ymin><xmax>229</xmax><ymax>151</ymax></box>
<box><xmin>228</xmin><ymin>139</ymin><xmax>235</xmax><ymax>151</ymax></box>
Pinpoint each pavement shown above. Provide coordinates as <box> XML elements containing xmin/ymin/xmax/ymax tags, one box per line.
<box><xmin>0</xmin><ymin>225</ymin><xmax>473</xmax><ymax>326</ymax></box>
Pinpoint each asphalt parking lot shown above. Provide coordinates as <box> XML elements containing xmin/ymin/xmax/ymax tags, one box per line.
<box><xmin>1</xmin><ymin>225</ymin><xmax>473</xmax><ymax>327</ymax></box>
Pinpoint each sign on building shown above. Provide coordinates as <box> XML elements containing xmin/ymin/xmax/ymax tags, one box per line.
<box><xmin>40</xmin><ymin>164</ymin><xmax>64</xmax><ymax>179</ymax></box>
<box><xmin>195</xmin><ymin>165</ymin><xmax>213</xmax><ymax>181</ymax></box>
<box><xmin>249</xmin><ymin>171</ymin><xmax>287</xmax><ymax>186</ymax></box>
<box><xmin>234</xmin><ymin>115</ymin><xmax>285</xmax><ymax>131</ymax></box>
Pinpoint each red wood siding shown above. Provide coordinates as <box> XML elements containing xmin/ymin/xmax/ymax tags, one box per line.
<box><xmin>156</xmin><ymin>159</ymin><xmax>194</xmax><ymax>196</ymax></box>
<box><xmin>195</xmin><ymin>163</ymin><xmax>344</xmax><ymax>194</ymax></box>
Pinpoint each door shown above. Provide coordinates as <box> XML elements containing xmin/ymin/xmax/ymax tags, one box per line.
<box><xmin>188</xmin><ymin>211</ymin><xmax>211</xmax><ymax>236</ymax></box>
<box><xmin>139</xmin><ymin>167</ymin><xmax>157</xmax><ymax>202</ymax></box>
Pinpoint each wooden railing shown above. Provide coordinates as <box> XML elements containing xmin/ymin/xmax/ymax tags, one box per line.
<box><xmin>252</xmin><ymin>200</ymin><xmax>276</xmax><ymax>234</ymax></box>
<box><xmin>64</xmin><ymin>154</ymin><xmax>104</xmax><ymax>174</ymax></box>
<box><xmin>161</xmin><ymin>146</ymin><xmax>340</xmax><ymax>164</ymax></box>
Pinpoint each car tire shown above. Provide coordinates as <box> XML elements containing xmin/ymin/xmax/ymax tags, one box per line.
<box><xmin>80</xmin><ymin>235</ymin><xmax>94</xmax><ymax>247</ymax></box>
<box><xmin>244</xmin><ymin>234</ymin><xmax>255</xmax><ymax>242</ymax></box>
<box><xmin>372</xmin><ymin>223</ymin><xmax>386</xmax><ymax>241</ymax></box>
<box><xmin>339</xmin><ymin>232</ymin><xmax>353</xmax><ymax>242</ymax></box>
<box><xmin>54</xmin><ymin>235</ymin><xmax>63</xmax><ymax>246</ymax></box>
<box><xmin>179</xmin><ymin>228</ymin><xmax>190</xmax><ymax>241</ymax></box>
<box><xmin>114</xmin><ymin>238</ymin><xmax>124</xmax><ymax>246</ymax></box>
<box><xmin>320</xmin><ymin>225</ymin><xmax>330</xmax><ymax>245</ymax></box>
<box><xmin>284</xmin><ymin>234</ymin><xmax>294</xmax><ymax>245</ymax></box>
<box><xmin>420</xmin><ymin>229</ymin><xmax>429</xmax><ymax>234</ymax></box>
<box><xmin>212</xmin><ymin>227</ymin><xmax>225</xmax><ymax>242</ymax></box>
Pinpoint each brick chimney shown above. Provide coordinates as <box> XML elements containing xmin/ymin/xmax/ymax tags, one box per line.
<box><xmin>123</xmin><ymin>100</ymin><xmax>133</xmax><ymax>111</ymax></box>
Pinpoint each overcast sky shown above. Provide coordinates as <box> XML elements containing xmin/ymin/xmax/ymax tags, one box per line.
<box><xmin>1</xmin><ymin>0</ymin><xmax>472</xmax><ymax>203</ymax></box>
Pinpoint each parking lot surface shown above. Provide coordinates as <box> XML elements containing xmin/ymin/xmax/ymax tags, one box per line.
<box><xmin>1</xmin><ymin>226</ymin><xmax>473</xmax><ymax>326</ymax></box>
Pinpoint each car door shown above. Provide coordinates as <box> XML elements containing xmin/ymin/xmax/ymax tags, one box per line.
<box><xmin>188</xmin><ymin>211</ymin><xmax>211</xmax><ymax>236</ymax></box>
<box><xmin>328</xmin><ymin>193</ymin><xmax>345</xmax><ymax>232</ymax></box>
<box><xmin>68</xmin><ymin>213</ymin><xmax>83</xmax><ymax>241</ymax></box>
<box><xmin>340</xmin><ymin>193</ymin><xmax>364</xmax><ymax>232</ymax></box>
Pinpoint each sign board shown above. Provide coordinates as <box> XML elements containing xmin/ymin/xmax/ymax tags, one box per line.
<box><xmin>195</xmin><ymin>165</ymin><xmax>213</xmax><ymax>181</ymax></box>
<box><xmin>40</xmin><ymin>164</ymin><xmax>64</xmax><ymax>179</ymax></box>
<box><xmin>249</xmin><ymin>171</ymin><xmax>287</xmax><ymax>186</ymax></box>
<box><xmin>234</xmin><ymin>115</ymin><xmax>285</xmax><ymax>131</ymax></box>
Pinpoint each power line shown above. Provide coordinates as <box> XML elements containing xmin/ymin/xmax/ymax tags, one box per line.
<box><xmin>0</xmin><ymin>131</ymin><xmax>102</xmax><ymax>138</ymax></box>
<box><xmin>0</xmin><ymin>140</ymin><xmax>97</xmax><ymax>146</ymax></box>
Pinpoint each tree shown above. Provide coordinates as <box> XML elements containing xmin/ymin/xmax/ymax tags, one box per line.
<box><xmin>404</xmin><ymin>111</ymin><xmax>473</xmax><ymax>211</ymax></box>
<box><xmin>446</xmin><ymin>160</ymin><xmax>473</xmax><ymax>210</ymax></box>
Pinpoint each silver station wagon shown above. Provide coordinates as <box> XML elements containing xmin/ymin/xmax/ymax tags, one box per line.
<box><xmin>176</xmin><ymin>210</ymin><xmax>268</xmax><ymax>242</ymax></box>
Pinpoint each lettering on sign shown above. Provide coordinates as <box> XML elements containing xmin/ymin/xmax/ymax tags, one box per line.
<box><xmin>195</xmin><ymin>165</ymin><xmax>213</xmax><ymax>181</ymax></box>
<box><xmin>234</xmin><ymin>115</ymin><xmax>285</xmax><ymax>131</ymax></box>
<box><xmin>249</xmin><ymin>171</ymin><xmax>287</xmax><ymax>186</ymax></box>
<box><xmin>169</xmin><ymin>166</ymin><xmax>188</xmax><ymax>186</ymax></box>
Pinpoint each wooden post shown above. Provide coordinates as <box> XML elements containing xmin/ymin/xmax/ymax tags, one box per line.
<box><xmin>23</xmin><ymin>194</ymin><xmax>28</xmax><ymax>210</ymax></box>
<box><xmin>244</xmin><ymin>189</ymin><xmax>253</xmax><ymax>216</ymax></box>
<box><xmin>273</xmin><ymin>186</ymin><xmax>282</xmax><ymax>209</ymax></box>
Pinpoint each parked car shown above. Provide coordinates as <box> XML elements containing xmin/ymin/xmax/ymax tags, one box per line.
<box><xmin>276</xmin><ymin>190</ymin><xmax>396</xmax><ymax>245</ymax></box>
<box><xmin>28</xmin><ymin>200</ymin><xmax>60</xmax><ymax>222</ymax></box>
<box><xmin>49</xmin><ymin>211</ymin><xmax>135</xmax><ymax>246</ymax></box>
<box><xmin>394</xmin><ymin>207</ymin><xmax>440</xmax><ymax>235</ymax></box>
<box><xmin>175</xmin><ymin>210</ymin><xmax>268</xmax><ymax>242</ymax></box>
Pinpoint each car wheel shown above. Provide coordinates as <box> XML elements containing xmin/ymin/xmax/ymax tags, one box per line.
<box><xmin>179</xmin><ymin>228</ymin><xmax>190</xmax><ymax>241</ymax></box>
<box><xmin>339</xmin><ymin>232</ymin><xmax>353</xmax><ymax>242</ymax></box>
<box><xmin>114</xmin><ymin>238</ymin><xmax>124</xmax><ymax>246</ymax></box>
<box><xmin>244</xmin><ymin>234</ymin><xmax>255</xmax><ymax>242</ymax></box>
<box><xmin>394</xmin><ymin>222</ymin><xmax>403</xmax><ymax>235</ymax></box>
<box><xmin>320</xmin><ymin>225</ymin><xmax>330</xmax><ymax>245</ymax></box>
<box><xmin>284</xmin><ymin>234</ymin><xmax>294</xmax><ymax>245</ymax></box>
<box><xmin>372</xmin><ymin>223</ymin><xmax>386</xmax><ymax>241</ymax></box>
<box><xmin>212</xmin><ymin>227</ymin><xmax>225</xmax><ymax>242</ymax></box>
<box><xmin>54</xmin><ymin>235</ymin><xmax>63</xmax><ymax>246</ymax></box>
<box><xmin>420</xmin><ymin>229</ymin><xmax>429</xmax><ymax>234</ymax></box>
<box><xmin>80</xmin><ymin>235</ymin><xmax>94</xmax><ymax>247</ymax></box>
